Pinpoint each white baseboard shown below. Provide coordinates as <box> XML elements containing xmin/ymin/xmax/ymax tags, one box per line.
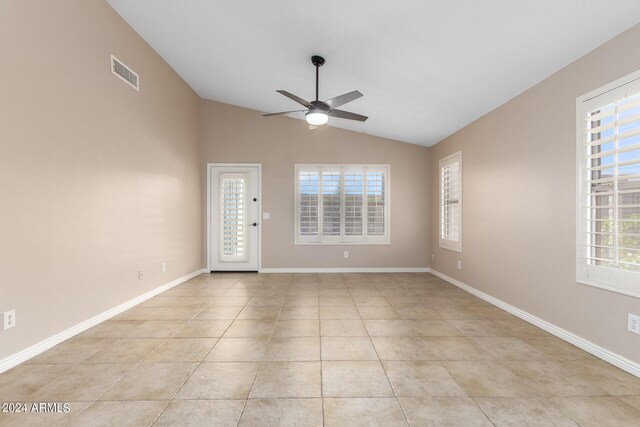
<box><xmin>429</xmin><ymin>269</ymin><xmax>640</xmax><ymax>378</ymax></box>
<box><xmin>260</xmin><ymin>267</ymin><xmax>431</xmax><ymax>273</ymax></box>
<box><xmin>0</xmin><ymin>268</ymin><xmax>207</xmax><ymax>374</ymax></box>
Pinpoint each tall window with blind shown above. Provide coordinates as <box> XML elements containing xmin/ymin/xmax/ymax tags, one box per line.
<box><xmin>577</xmin><ymin>73</ymin><xmax>640</xmax><ymax>298</ymax></box>
<box><xmin>219</xmin><ymin>173</ymin><xmax>247</xmax><ymax>261</ymax></box>
<box><xmin>295</xmin><ymin>165</ymin><xmax>390</xmax><ymax>244</ymax></box>
<box><xmin>439</xmin><ymin>152</ymin><xmax>462</xmax><ymax>252</ymax></box>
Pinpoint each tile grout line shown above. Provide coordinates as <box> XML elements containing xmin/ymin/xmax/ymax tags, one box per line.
<box><xmin>356</xmin><ymin>279</ymin><xmax>411</xmax><ymax>426</ymax></box>
<box><xmin>234</xmin><ymin>276</ymin><xmax>289</xmax><ymax>426</ymax></box>
<box><xmin>386</xmin><ymin>279</ymin><xmax>515</xmax><ymax>427</ymax></box>
<box><xmin>68</xmin><ymin>279</ymin><xmax>219</xmax><ymax>423</ymax></box>
<box><xmin>316</xmin><ymin>278</ymin><xmax>325</xmax><ymax>427</ymax></box>
<box><xmin>137</xmin><ymin>278</ymin><xmax>237</xmax><ymax>425</ymax></box>
<box><xmin>7</xmin><ymin>273</ymin><xmax>640</xmax><ymax>425</ymax></box>
<box><xmin>150</xmin><ymin>275</ymin><xmax>247</xmax><ymax>425</ymax></box>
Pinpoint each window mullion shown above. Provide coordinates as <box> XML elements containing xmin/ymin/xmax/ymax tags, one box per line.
<box><xmin>441</xmin><ymin>168</ymin><xmax>447</xmax><ymax>240</ymax></box>
<box><xmin>363</xmin><ymin>168</ymin><xmax>368</xmax><ymax>242</ymax></box>
<box><xmin>613</xmin><ymin>103</ymin><xmax>620</xmax><ymax>267</ymax></box>
<box><xmin>318</xmin><ymin>169</ymin><xmax>324</xmax><ymax>243</ymax></box>
<box><xmin>340</xmin><ymin>168</ymin><xmax>345</xmax><ymax>242</ymax></box>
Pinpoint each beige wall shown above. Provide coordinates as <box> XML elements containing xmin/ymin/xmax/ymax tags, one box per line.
<box><xmin>430</xmin><ymin>24</ymin><xmax>640</xmax><ymax>364</ymax></box>
<box><xmin>0</xmin><ymin>0</ymin><xmax>202</xmax><ymax>360</ymax></box>
<box><xmin>201</xmin><ymin>100</ymin><xmax>430</xmax><ymax>269</ymax></box>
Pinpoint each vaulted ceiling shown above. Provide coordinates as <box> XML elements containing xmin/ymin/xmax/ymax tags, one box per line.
<box><xmin>107</xmin><ymin>0</ymin><xmax>640</xmax><ymax>146</ymax></box>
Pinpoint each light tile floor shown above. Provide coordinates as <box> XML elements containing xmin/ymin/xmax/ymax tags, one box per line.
<box><xmin>1</xmin><ymin>273</ymin><xmax>640</xmax><ymax>426</ymax></box>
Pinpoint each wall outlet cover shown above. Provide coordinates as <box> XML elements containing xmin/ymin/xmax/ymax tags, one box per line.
<box><xmin>629</xmin><ymin>313</ymin><xmax>640</xmax><ymax>335</ymax></box>
<box><xmin>343</xmin><ymin>251</ymin><xmax>349</xmax><ymax>258</ymax></box>
<box><xmin>262</xmin><ymin>212</ymin><xmax>270</xmax><ymax>220</ymax></box>
<box><xmin>4</xmin><ymin>310</ymin><xmax>16</xmax><ymax>330</ymax></box>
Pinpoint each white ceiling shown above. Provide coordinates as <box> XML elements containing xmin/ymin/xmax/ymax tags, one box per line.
<box><xmin>107</xmin><ymin>0</ymin><xmax>640</xmax><ymax>146</ymax></box>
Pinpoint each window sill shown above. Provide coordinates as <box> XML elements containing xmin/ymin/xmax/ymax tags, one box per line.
<box><xmin>295</xmin><ymin>241</ymin><xmax>391</xmax><ymax>246</ymax></box>
<box><xmin>576</xmin><ymin>278</ymin><xmax>640</xmax><ymax>299</ymax></box>
<box><xmin>439</xmin><ymin>240</ymin><xmax>462</xmax><ymax>252</ymax></box>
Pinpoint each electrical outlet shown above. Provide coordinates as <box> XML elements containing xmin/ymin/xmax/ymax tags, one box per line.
<box><xmin>457</xmin><ymin>260</ymin><xmax>462</xmax><ymax>270</ymax></box>
<box><xmin>4</xmin><ymin>310</ymin><xmax>16</xmax><ymax>330</ymax></box>
<box><xmin>138</xmin><ymin>269</ymin><xmax>144</xmax><ymax>280</ymax></box>
<box><xmin>161</xmin><ymin>262</ymin><xmax>167</xmax><ymax>273</ymax></box>
<box><xmin>343</xmin><ymin>251</ymin><xmax>349</xmax><ymax>258</ymax></box>
<box><xmin>262</xmin><ymin>212</ymin><xmax>270</xmax><ymax>220</ymax></box>
<box><xmin>431</xmin><ymin>254</ymin><xmax>435</xmax><ymax>262</ymax></box>
<box><xmin>629</xmin><ymin>313</ymin><xmax>640</xmax><ymax>335</ymax></box>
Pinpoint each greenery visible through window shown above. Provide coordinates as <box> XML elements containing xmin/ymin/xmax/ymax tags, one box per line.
<box><xmin>587</xmin><ymin>95</ymin><xmax>640</xmax><ymax>272</ymax></box>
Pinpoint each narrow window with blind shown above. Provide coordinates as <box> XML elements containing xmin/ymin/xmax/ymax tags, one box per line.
<box><xmin>219</xmin><ymin>173</ymin><xmax>247</xmax><ymax>261</ymax></box>
<box><xmin>295</xmin><ymin>165</ymin><xmax>390</xmax><ymax>244</ymax></box>
<box><xmin>439</xmin><ymin>152</ymin><xmax>462</xmax><ymax>252</ymax></box>
<box><xmin>577</xmin><ymin>72</ymin><xmax>640</xmax><ymax>298</ymax></box>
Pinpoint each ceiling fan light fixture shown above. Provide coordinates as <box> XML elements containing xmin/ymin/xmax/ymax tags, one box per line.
<box><xmin>305</xmin><ymin>111</ymin><xmax>328</xmax><ymax>126</ymax></box>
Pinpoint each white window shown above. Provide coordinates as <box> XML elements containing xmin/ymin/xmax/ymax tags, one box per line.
<box><xmin>295</xmin><ymin>164</ymin><xmax>390</xmax><ymax>244</ymax></box>
<box><xmin>220</xmin><ymin>173</ymin><xmax>247</xmax><ymax>261</ymax></box>
<box><xmin>577</xmin><ymin>71</ymin><xmax>640</xmax><ymax>298</ymax></box>
<box><xmin>439</xmin><ymin>152</ymin><xmax>462</xmax><ymax>252</ymax></box>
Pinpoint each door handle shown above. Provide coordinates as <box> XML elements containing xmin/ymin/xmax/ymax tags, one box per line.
<box><xmin>251</xmin><ymin>223</ymin><xmax>258</xmax><ymax>227</ymax></box>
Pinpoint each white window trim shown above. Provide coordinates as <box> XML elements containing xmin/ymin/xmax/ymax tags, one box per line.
<box><xmin>576</xmin><ymin>69</ymin><xmax>640</xmax><ymax>299</ymax></box>
<box><xmin>439</xmin><ymin>151</ymin><xmax>462</xmax><ymax>252</ymax></box>
<box><xmin>294</xmin><ymin>164</ymin><xmax>391</xmax><ymax>245</ymax></box>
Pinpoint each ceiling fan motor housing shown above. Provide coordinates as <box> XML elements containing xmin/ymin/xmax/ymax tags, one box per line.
<box><xmin>311</xmin><ymin>55</ymin><xmax>325</xmax><ymax>67</ymax></box>
<box><xmin>310</xmin><ymin>100</ymin><xmax>330</xmax><ymax>113</ymax></box>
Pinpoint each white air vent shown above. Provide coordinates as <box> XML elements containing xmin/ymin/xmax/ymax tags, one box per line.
<box><xmin>110</xmin><ymin>54</ymin><xmax>139</xmax><ymax>91</ymax></box>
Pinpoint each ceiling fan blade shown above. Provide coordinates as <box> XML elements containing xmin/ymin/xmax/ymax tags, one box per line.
<box><xmin>262</xmin><ymin>110</ymin><xmax>306</xmax><ymax>117</ymax></box>
<box><xmin>329</xmin><ymin>109</ymin><xmax>368</xmax><ymax>122</ymax></box>
<box><xmin>276</xmin><ymin>90</ymin><xmax>313</xmax><ymax>108</ymax></box>
<box><xmin>324</xmin><ymin>90</ymin><xmax>363</xmax><ymax>109</ymax></box>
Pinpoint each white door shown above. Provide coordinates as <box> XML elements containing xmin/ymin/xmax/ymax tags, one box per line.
<box><xmin>210</xmin><ymin>165</ymin><xmax>260</xmax><ymax>271</ymax></box>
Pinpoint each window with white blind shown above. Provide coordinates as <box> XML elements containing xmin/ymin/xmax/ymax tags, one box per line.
<box><xmin>219</xmin><ymin>173</ymin><xmax>247</xmax><ymax>261</ymax></box>
<box><xmin>439</xmin><ymin>152</ymin><xmax>462</xmax><ymax>252</ymax></box>
<box><xmin>295</xmin><ymin>164</ymin><xmax>390</xmax><ymax>244</ymax></box>
<box><xmin>577</xmin><ymin>72</ymin><xmax>640</xmax><ymax>298</ymax></box>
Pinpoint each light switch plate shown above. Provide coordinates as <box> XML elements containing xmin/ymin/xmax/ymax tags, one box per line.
<box><xmin>262</xmin><ymin>212</ymin><xmax>270</xmax><ymax>220</ymax></box>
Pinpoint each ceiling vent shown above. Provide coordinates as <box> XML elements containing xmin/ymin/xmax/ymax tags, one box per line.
<box><xmin>110</xmin><ymin>54</ymin><xmax>139</xmax><ymax>91</ymax></box>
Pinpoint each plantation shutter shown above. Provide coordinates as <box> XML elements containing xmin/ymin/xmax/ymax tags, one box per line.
<box><xmin>344</xmin><ymin>171</ymin><xmax>364</xmax><ymax>236</ymax></box>
<box><xmin>579</xmin><ymin>80</ymin><xmax>640</xmax><ymax>286</ymax></box>
<box><xmin>439</xmin><ymin>152</ymin><xmax>462</xmax><ymax>252</ymax></box>
<box><xmin>322</xmin><ymin>171</ymin><xmax>341</xmax><ymax>237</ymax></box>
<box><xmin>367</xmin><ymin>171</ymin><xmax>385</xmax><ymax>236</ymax></box>
<box><xmin>220</xmin><ymin>174</ymin><xmax>247</xmax><ymax>261</ymax></box>
<box><xmin>296</xmin><ymin>165</ymin><xmax>389</xmax><ymax>244</ymax></box>
<box><xmin>299</xmin><ymin>171</ymin><xmax>319</xmax><ymax>237</ymax></box>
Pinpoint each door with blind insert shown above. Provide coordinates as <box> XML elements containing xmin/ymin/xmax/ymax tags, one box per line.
<box><xmin>210</xmin><ymin>165</ymin><xmax>260</xmax><ymax>271</ymax></box>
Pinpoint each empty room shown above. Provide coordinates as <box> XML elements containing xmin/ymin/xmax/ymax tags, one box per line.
<box><xmin>2</xmin><ymin>0</ymin><xmax>640</xmax><ymax>425</ymax></box>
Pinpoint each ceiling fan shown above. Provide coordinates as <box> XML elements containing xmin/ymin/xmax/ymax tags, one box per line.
<box><xmin>263</xmin><ymin>55</ymin><xmax>368</xmax><ymax>127</ymax></box>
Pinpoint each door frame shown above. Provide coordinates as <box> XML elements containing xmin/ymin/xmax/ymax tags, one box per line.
<box><xmin>207</xmin><ymin>163</ymin><xmax>262</xmax><ymax>272</ymax></box>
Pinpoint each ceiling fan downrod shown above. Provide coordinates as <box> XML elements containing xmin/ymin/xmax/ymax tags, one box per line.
<box><xmin>311</xmin><ymin>55</ymin><xmax>325</xmax><ymax>101</ymax></box>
